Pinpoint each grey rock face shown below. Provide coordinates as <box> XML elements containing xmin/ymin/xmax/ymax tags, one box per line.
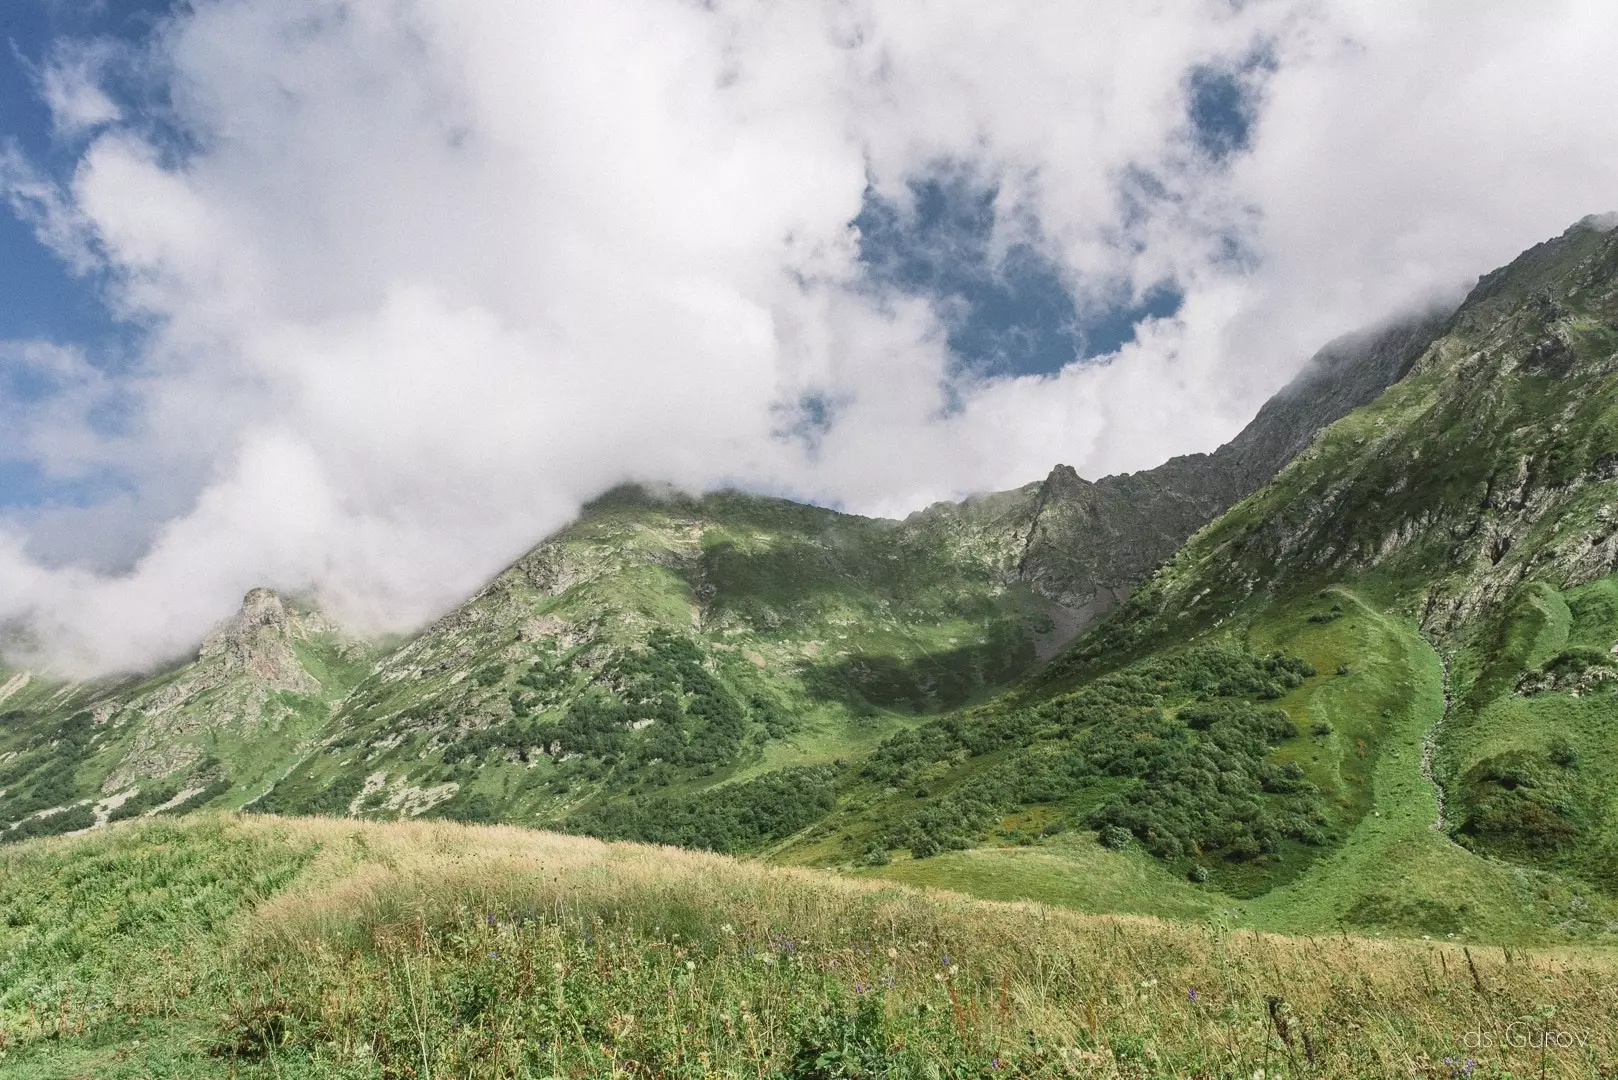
<box><xmin>927</xmin><ymin>306</ymin><xmax>1453</xmax><ymax>635</ymax></box>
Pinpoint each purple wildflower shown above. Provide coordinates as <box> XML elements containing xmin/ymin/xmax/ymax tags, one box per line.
<box><xmin>1187</xmin><ymin>987</ymin><xmax>1198</xmax><ymax>1002</ymax></box>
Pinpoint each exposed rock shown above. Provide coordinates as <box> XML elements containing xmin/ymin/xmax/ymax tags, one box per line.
<box><xmin>0</xmin><ymin>671</ymin><xmax>31</xmax><ymax>707</ymax></box>
<box><xmin>102</xmin><ymin>588</ymin><xmax>337</xmax><ymax>790</ymax></box>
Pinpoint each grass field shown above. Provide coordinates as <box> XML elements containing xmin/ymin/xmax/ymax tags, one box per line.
<box><xmin>4</xmin><ymin>814</ymin><xmax>1617</xmax><ymax>1079</ymax></box>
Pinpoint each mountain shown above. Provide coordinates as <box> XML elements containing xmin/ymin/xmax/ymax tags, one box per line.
<box><xmin>0</xmin><ymin>301</ymin><xmax>1437</xmax><ymax>849</ymax></box>
<box><xmin>820</xmin><ymin>214</ymin><xmax>1618</xmax><ymax>940</ymax></box>
<box><xmin>1049</xmin><ymin>213</ymin><xmax>1618</xmax><ymax>899</ymax></box>
<box><xmin>6</xmin><ymin>217</ymin><xmax>1617</xmax><ymax>947</ymax></box>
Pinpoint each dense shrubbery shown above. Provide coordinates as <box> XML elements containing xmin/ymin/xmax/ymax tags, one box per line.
<box><xmin>258</xmin><ymin>768</ymin><xmax>364</xmax><ymax>817</ymax></box>
<box><xmin>867</xmin><ymin>647</ymin><xmax>1325</xmax><ymax>863</ymax></box>
<box><xmin>569</xmin><ymin>765</ymin><xmax>839</xmax><ymax>853</ymax></box>
<box><xmin>448</xmin><ymin>630</ymin><xmax>772</xmax><ymax>776</ymax></box>
<box><xmin>107</xmin><ymin>782</ymin><xmax>182</xmax><ymax>823</ymax></box>
<box><xmin>1</xmin><ymin>804</ymin><xmax>95</xmax><ymax>844</ymax></box>
<box><xmin>1457</xmin><ymin>749</ymin><xmax>1583</xmax><ymax>853</ymax></box>
<box><xmin>0</xmin><ymin>710</ymin><xmax>98</xmax><ymax>828</ymax></box>
<box><xmin>430</xmin><ymin>789</ymin><xmax>499</xmax><ymax>824</ymax></box>
<box><xmin>801</xmin><ymin>622</ymin><xmax>1035</xmax><ymax>712</ymax></box>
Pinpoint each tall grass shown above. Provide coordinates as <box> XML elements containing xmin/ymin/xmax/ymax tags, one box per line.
<box><xmin>4</xmin><ymin>815</ymin><xmax>1616</xmax><ymax>1077</ymax></box>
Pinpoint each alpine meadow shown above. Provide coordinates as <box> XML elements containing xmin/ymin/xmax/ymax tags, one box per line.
<box><xmin>2</xmin><ymin>213</ymin><xmax>1617</xmax><ymax>1078</ymax></box>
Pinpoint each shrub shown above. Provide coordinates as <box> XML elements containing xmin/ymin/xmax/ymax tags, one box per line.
<box><xmin>1548</xmin><ymin>738</ymin><xmax>1579</xmax><ymax>769</ymax></box>
<box><xmin>1099</xmin><ymin>825</ymin><xmax>1133</xmax><ymax>850</ymax></box>
<box><xmin>108</xmin><ymin>782</ymin><xmax>182</xmax><ymax>823</ymax></box>
<box><xmin>570</xmin><ymin>765</ymin><xmax>838</xmax><ymax>853</ymax></box>
<box><xmin>2</xmin><ymin>804</ymin><xmax>95</xmax><ymax>844</ymax></box>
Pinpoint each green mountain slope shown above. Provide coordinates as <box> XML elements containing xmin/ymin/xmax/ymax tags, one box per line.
<box><xmin>824</xmin><ymin>215</ymin><xmax>1618</xmax><ymax>941</ymax></box>
<box><xmin>9</xmin><ymin>219</ymin><xmax>1616</xmax><ymax>947</ymax></box>
<box><xmin>0</xmin><ymin>306</ymin><xmax>1429</xmax><ymax>849</ymax></box>
<box><xmin>1063</xmin><ymin>215</ymin><xmax>1618</xmax><ymax>887</ymax></box>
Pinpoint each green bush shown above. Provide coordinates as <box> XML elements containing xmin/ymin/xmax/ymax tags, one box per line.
<box><xmin>570</xmin><ymin>765</ymin><xmax>839</xmax><ymax>853</ymax></box>
<box><xmin>1099</xmin><ymin>825</ymin><xmax>1133</xmax><ymax>850</ymax></box>
<box><xmin>107</xmin><ymin>782</ymin><xmax>182</xmax><ymax>823</ymax></box>
<box><xmin>2</xmin><ymin>804</ymin><xmax>94</xmax><ymax>844</ymax></box>
<box><xmin>869</xmin><ymin>646</ymin><xmax>1325</xmax><ymax>865</ymax></box>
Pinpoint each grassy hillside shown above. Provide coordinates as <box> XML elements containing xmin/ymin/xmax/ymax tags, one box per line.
<box><xmin>749</xmin><ymin>220</ymin><xmax>1618</xmax><ymax>942</ymax></box>
<box><xmin>4</xmin><ymin>814</ymin><xmax>1616</xmax><ymax>1079</ymax></box>
<box><xmin>0</xmin><ymin>304</ymin><xmax>1440</xmax><ymax>858</ymax></box>
<box><xmin>248</xmin><ymin>486</ymin><xmax>1075</xmax><ymax>833</ymax></box>
<box><xmin>804</xmin><ymin>583</ymin><xmax>1618</xmax><ymax>945</ymax></box>
<box><xmin>4</xmin><ymin>221</ymin><xmax>1617</xmax><ymax>993</ymax></box>
<box><xmin>0</xmin><ymin>590</ymin><xmax>382</xmax><ymax>847</ymax></box>
<box><xmin>1009</xmin><ymin>218</ymin><xmax>1618</xmax><ymax>924</ymax></box>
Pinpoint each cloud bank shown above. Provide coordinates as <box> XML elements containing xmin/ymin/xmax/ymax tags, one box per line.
<box><xmin>3</xmin><ymin>0</ymin><xmax>1618</xmax><ymax>675</ymax></box>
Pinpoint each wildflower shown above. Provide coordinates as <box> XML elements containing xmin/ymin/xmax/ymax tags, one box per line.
<box><xmin>1139</xmin><ymin>978</ymin><xmax>1157</xmax><ymax>989</ymax></box>
<box><xmin>685</xmin><ymin>960</ymin><xmax>695</xmax><ymax>972</ymax></box>
<box><xmin>1187</xmin><ymin>987</ymin><xmax>1199</xmax><ymax>1002</ymax></box>
<box><xmin>720</xmin><ymin>923</ymin><xmax>734</xmax><ymax>935</ymax></box>
<box><xmin>488</xmin><ymin>950</ymin><xmax>499</xmax><ymax>959</ymax></box>
<box><xmin>934</xmin><ymin>973</ymin><xmax>946</xmax><ymax>982</ymax></box>
<box><xmin>948</xmin><ymin>965</ymin><xmax>959</xmax><ymax>976</ymax></box>
<box><xmin>854</xmin><ymin>982</ymin><xmax>869</xmax><ymax>994</ymax></box>
<box><xmin>991</xmin><ymin>1058</ymin><xmax>1002</xmax><ymax>1071</ymax></box>
<box><xmin>887</xmin><ymin>947</ymin><xmax>899</xmax><ymax>959</ymax></box>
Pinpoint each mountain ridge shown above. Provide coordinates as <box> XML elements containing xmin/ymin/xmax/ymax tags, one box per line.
<box><xmin>6</xmin><ymin>217</ymin><xmax>1617</xmax><ymax>948</ymax></box>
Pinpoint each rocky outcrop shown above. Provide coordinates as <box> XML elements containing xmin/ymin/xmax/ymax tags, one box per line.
<box><xmin>905</xmin><ymin>306</ymin><xmax>1453</xmax><ymax>643</ymax></box>
<box><xmin>194</xmin><ymin>587</ymin><xmax>324</xmax><ymax>693</ymax></box>
<box><xmin>102</xmin><ymin>588</ymin><xmax>335</xmax><ymax>790</ymax></box>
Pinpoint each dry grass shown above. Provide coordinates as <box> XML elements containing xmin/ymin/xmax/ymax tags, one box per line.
<box><xmin>208</xmin><ymin>815</ymin><xmax>1618</xmax><ymax>1078</ymax></box>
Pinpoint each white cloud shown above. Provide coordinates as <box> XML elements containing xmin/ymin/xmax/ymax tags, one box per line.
<box><xmin>39</xmin><ymin>39</ymin><xmax>123</xmax><ymax>139</ymax></box>
<box><xmin>1</xmin><ymin>0</ymin><xmax>1617</xmax><ymax>675</ymax></box>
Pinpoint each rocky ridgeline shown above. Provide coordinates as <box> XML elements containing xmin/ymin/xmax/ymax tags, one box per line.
<box><xmin>1086</xmin><ymin>215</ymin><xmax>1618</xmax><ymax>660</ymax></box>
<box><xmin>7</xmin><ymin>217</ymin><xmax>1614</xmax><ymax>853</ymax></box>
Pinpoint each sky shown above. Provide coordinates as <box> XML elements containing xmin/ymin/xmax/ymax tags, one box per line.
<box><xmin>2</xmin><ymin>1</ymin><xmax>1617</xmax><ymax>676</ymax></box>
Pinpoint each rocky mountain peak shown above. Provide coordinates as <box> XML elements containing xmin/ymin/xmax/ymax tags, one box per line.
<box><xmin>195</xmin><ymin>587</ymin><xmax>320</xmax><ymax>692</ymax></box>
<box><xmin>240</xmin><ymin>586</ymin><xmax>288</xmax><ymax>624</ymax></box>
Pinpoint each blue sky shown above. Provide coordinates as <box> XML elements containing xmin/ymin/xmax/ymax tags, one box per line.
<box><xmin>0</xmin><ymin>2</ymin><xmax>172</xmax><ymax>345</ymax></box>
<box><xmin>0</xmin><ymin>1</ymin><xmax>176</xmax><ymax>512</ymax></box>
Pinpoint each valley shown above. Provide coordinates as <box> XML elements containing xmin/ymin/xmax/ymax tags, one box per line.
<box><xmin>3</xmin><ymin>216</ymin><xmax>1618</xmax><ymax>1075</ymax></box>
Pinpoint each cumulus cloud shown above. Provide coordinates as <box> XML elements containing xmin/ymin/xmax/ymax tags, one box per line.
<box><xmin>2</xmin><ymin>0</ymin><xmax>1617</xmax><ymax>674</ymax></box>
